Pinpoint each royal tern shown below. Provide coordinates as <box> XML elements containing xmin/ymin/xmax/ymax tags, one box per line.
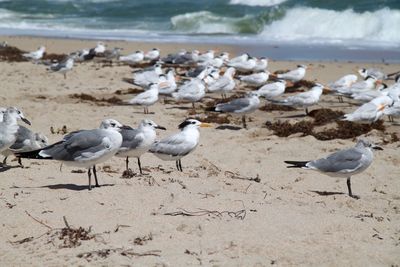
<box><xmin>144</xmin><ymin>48</ymin><xmax>160</xmax><ymax>62</ymax></box>
<box><xmin>285</xmin><ymin>139</ymin><xmax>382</xmax><ymax>199</ymax></box>
<box><xmin>119</xmin><ymin>50</ymin><xmax>144</xmax><ymax>65</ymax></box>
<box><xmin>257</xmin><ymin>79</ymin><xmax>286</xmax><ymax>100</ymax></box>
<box><xmin>149</xmin><ymin>119</ymin><xmax>211</xmax><ymax>171</ymax></box>
<box><xmin>252</xmin><ymin>57</ymin><xmax>268</xmax><ymax>72</ymax></box>
<box><xmin>239</xmin><ymin>71</ymin><xmax>270</xmax><ymax>86</ymax></box>
<box><xmin>273</xmin><ymin>83</ymin><xmax>324</xmax><ymax>114</ymax></box>
<box><xmin>208</xmin><ymin>67</ymin><xmax>236</xmax><ymax>99</ymax></box>
<box><xmin>127</xmin><ymin>83</ymin><xmax>159</xmax><ymax>114</ymax></box>
<box><xmin>133</xmin><ymin>63</ymin><xmax>163</xmax><ymax>87</ymax></box>
<box><xmin>22</xmin><ymin>46</ymin><xmax>46</xmax><ymax>61</ymax></box>
<box><xmin>276</xmin><ymin>64</ymin><xmax>307</xmax><ymax>83</ymax></box>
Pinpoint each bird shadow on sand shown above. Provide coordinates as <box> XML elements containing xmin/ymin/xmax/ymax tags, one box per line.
<box><xmin>41</xmin><ymin>183</ymin><xmax>115</xmax><ymax>191</ymax></box>
<box><xmin>310</xmin><ymin>190</ymin><xmax>345</xmax><ymax>196</ymax></box>
<box><xmin>279</xmin><ymin>114</ymin><xmax>308</xmax><ymax>119</ymax></box>
<box><xmin>165</xmin><ymin>106</ymin><xmax>193</xmax><ymax>110</ymax></box>
<box><xmin>215</xmin><ymin>125</ymin><xmax>242</xmax><ymax>131</ymax></box>
<box><xmin>0</xmin><ymin>165</ymin><xmax>21</xmax><ymax>172</ymax></box>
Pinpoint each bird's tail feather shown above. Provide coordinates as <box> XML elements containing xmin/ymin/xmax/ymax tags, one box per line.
<box><xmin>284</xmin><ymin>160</ymin><xmax>309</xmax><ymax>168</ymax></box>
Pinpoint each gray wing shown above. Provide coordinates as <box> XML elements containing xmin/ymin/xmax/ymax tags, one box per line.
<box><xmin>216</xmin><ymin>98</ymin><xmax>250</xmax><ymax>113</ymax></box>
<box><xmin>41</xmin><ymin>129</ymin><xmax>107</xmax><ymax>161</ymax></box>
<box><xmin>10</xmin><ymin>126</ymin><xmax>33</xmax><ymax>150</ymax></box>
<box><xmin>308</xmin><ymin>148</ymin><xmax>363</xmax><ymax>173</ymax></box>
<box><xmin>150</xmin><ymin>133</ymin><xmax>195</xmax><ymax>157</ymax></box>
<box><xmin>120</xmin><ymin>128</ymin><xmax>143</xmax><ymax>150</ymax></box>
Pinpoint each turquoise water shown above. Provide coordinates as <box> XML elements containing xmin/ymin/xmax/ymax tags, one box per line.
<box><xmin>0</xmin><ymin>0</ymin><xmax>399</xmax><ymax>49</ymax></box>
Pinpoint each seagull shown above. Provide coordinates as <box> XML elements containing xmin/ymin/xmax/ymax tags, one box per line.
<box><xmin>103</xmin><ymin>47</ymin><xmax>123</xmax><ymax>60</ymax></box>
<box><xmin>133</xmin><ymin>63</ymin><xmax>163</xmax><ymax>87</ymax></box>
<box><xmin>276</xmin><ymin>64</ymin><xmax>307</xmax><ymax>83</ymax></box>
<box><xmin>252</xmin><ymin>57</ymin><xmax>268</xmax><ymax>72</ymax></box>
<box><xmin>351</xmin><ymin>84</ymin><xmax>388</xmax><ymax>103</ymax></box>
<box><xmin>119</xmin><ymin>50</ymin><xmax>144</xmax><ymax>65</ymax></box>
<box><xmin>149</xmin><ymin>119</ymin><xmax>211</xmax><ymax>171</ymax></box>
<box><xmin>48</xmin><ymin>56</ymin><xmax>74</xmax><ymax>79</ymax></box>
<box><xmin>239</xmin><ymin>71</ymin><xmax>270</xmax><ymax>87</ymax></box>
<box><xmin>144</xmin><ymin>48</ymin><xmax>160</xmax><ymax>62</ymax></box>
<box><xmin>257</xmin><ymin>79</ymin><xmax>286</xmax><ymax>100</ymax></box>
<box><xmin>215</xmin><ymin>91</ymin><xmax>260</xmax><ymax>128</ymax></box>
<box><xmin>2</xmin><ymin>125</ymin><xmax>48</xmax><ymax>166</ymax></box>
<box><xmin>116</xmin><ymin>119</ymin><xmax>166</xmax><ymax>174</ymax></box>
<box><xmin>0</xmin><ymin>107</ymin><xmax>31</xmax><ymax>155</ymax></box>
<box><xmin>285</xmin><ymin>139</ymin><xmax>383</xmax><ymax>199</ymax></box>
<box><xmin>127</xmin><ymin>83</ymin><xmax>159</xmax><ymax>114</ymax></box>
<box><xmin>199</xmin><ymin>55</ymin><xmax>225</xmax><ymax>68</ymax></box>
<box><xmin>22</xmin><ymin>46</ymin><xmax>46</xmax><ymax>61</ymax></box>
<box><xmin>273</xmin><ymin>83</ymin><xmax>324</xmax><ymax>114</ymax></box>
<box><xmin>208</xmin><ymin>67</ymin><xmax>236</xmax><ymax>99</ymax></box>
<box><xmin>15</xmin><ymin>119</ymin><xmax>123</xmax><ymax>190</ymax></box>
<box><xmin>358</xmin><ymin>68</ymin><xmax>387</xmax><ymax>80</ymax></box>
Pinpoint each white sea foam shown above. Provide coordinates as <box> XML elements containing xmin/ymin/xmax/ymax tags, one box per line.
<box><xmin>229</xmin><ymin>0</ymin><xmax>287</xmax><ymax>7</ymax></box>
<box><xmin>261</xmin><ymin>7</ymin><xmax>400</xmax><ymax>46</ymax></box>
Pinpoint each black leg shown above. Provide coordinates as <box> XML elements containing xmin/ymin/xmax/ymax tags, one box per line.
<box><xmin>17</xmin><ymin>157</ymin><xmax>23</xmax><ymax>167</ymax></box>
<box><xmin>88</xmin><ymin>168</ymin><xmax>92</xmax><ymax>190</ymax></box>
<box><xmin>347</xmin><ymin>177</ymin><xmax>359</xmax><ymax>199</ymax></box>
<box><xmin>93</xmin><ymin>166</ymin><xmax>100</xmax><ymax>187</ymax></box>
<box><xmin>242</xmin><ymin>115</ymin><xmax>247</xmax><ymax>129</ymax></box>
<box><xmin>192</xmin><ymin>102</ymin><xmax>195</xmax><ymax>109</ymax></box>
<box><xmin>176</xmin><ymin>160</ymin><xmax>180</xmax><ymax>171</ymax></box>
<box><xmin>305</xmin><ymin>107</ymin><xmax>309</xmax><ymax>115</ymax></box>
<box><xmin>125</xmin><ymin>156</ymin><xmax>129</xmax><ymax>171</ymax></box>
<box><xmin>178</xmin><ymin>159</ymin><xmax>183</xmax><ymax>172</ymax></box>
<box><xmin>137</xmin><ymin>157</ymin><xmax>143</xmax><ymax>175</ymax></box>
<box><xmin>2</xmin><ymin>156</ymin><xmax>8</xmax><ymax>165</ymax></box>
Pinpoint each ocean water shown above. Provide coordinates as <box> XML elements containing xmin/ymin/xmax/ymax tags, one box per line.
<box><xmin>0</xmin><ymin>0</ymin><xmax>399</xmax><ymax>60</ymax></box>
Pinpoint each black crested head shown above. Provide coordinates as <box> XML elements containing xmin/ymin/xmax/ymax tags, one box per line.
<box><xmin>178</xmin><ymin>118</ymin><xmax>196</xmax><ymax>130</ymax></box>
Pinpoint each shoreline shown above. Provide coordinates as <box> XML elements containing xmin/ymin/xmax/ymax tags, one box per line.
<box><xmin>2</xmin><ymin>34</ymin><xmax>400</xmax><ymax>63</ymax></box>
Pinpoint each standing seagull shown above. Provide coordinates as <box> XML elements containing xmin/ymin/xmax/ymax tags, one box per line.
<box><xmin>150</xmin><ymin>119</ymin><xmax>211</xmax><ymax>171</ymax></box>
<box><xmin>276</xmin><ymin>64</ymin><xmax>307</xmax><ymax>83</ymax></box>
<box><xmin>284</xmin><ymin>139</ymin><xmax>383</xmax><ymax>199</ymax></box>
<box><xmin>215</xmin><ymin>92</ymin><xmax>260</xmax><ymax>128</ymax></box>
<box><xmin>0</xmin><ymin>107</ymin><xmax>31</xmax><ymax>155</ymax></box>
<box><xmin>22</xmin><ymin>46</ymin><xmax>46</xmax><ymax>61</ymax></box>
<box><xmin>273</xmin><ymin>83</ymin><xmax>324</xmax><ymax>115</ymax></box>
<box><xmin>15</xmin><ymin>119</ymin><xmax>123</xmax><ymax>190</ymax></box>
<box><xmin>49</xmin><ymin>56</ymin><xmax>74</xmax><ymax>79</ymax></box>
<box><xmin>116</xmin><ymin>119</ymin><xmax>166</xmax><ymax>174</ymax></box>
<box><xmin>127</xmin><ymin>83</ymin><xmax>159</xmax><ymax>114</ymax></box>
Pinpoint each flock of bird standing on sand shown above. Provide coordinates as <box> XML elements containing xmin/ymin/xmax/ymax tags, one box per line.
<box><xmin>1</xmin><ymin>41</ymin><xmax>399</xmax><ymax>198</ymax></box>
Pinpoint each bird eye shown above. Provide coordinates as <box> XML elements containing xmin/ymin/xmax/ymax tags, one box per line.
<box><xmin>110</xmin><ymin>123</ymin><xmax>116</xmax><ymax>127</ymax></box>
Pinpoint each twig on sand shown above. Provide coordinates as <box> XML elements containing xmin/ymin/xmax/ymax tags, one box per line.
<box><xmin>25</xmin><ymin>210</ymin><xmax>53</xmax><ymax>230</ymax></box>
<box><xmin>225</xmin><ymin>171</ymin><xmax>261</xmax><ymax>183</ymax></box>
<box><xmin>164</xmin><ymin>207</ymin><xmax>246</xmax><ymax>220</ymax></box>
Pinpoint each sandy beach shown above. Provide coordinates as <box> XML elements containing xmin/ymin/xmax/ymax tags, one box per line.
<box><xmin>0</xmin><ymin>36</ymin><xmax>399</xmax><ymax>266</ymax></box>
